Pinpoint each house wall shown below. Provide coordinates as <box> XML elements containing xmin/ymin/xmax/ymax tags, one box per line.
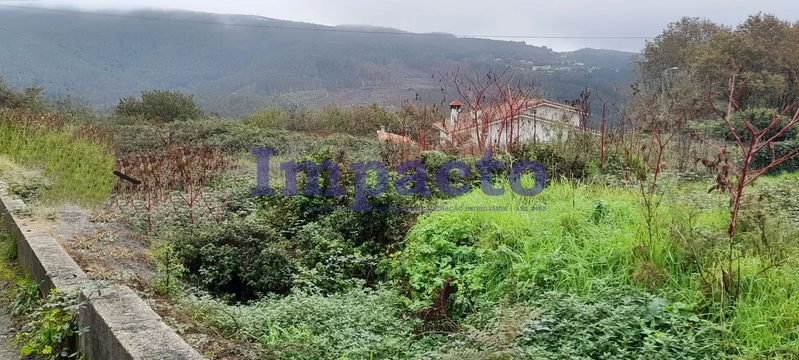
<box><xmin>528</xmin><ymin>104</ymin><xmax>582</xmax><ymax>127</ymax></box>
<box><xmin>440</xmin><ymin>103</ymin><xmax>585</xmax><ymax>148</ymax></box>
<box><xmin>485</xmin><ymin>104</ymin><xmax>579</xmax><ymax>145</ymax></box>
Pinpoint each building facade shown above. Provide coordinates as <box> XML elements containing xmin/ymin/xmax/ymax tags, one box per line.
<box><xmin>433</xmin><ymin>99</ymin><xmax>596</xmax><ymax>149</ymax></box>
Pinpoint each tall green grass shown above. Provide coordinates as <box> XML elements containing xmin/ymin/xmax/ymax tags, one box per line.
<box><xmin>391</xmin><ymin>176</ymin><xmax>799</xmax><ymax>357</ymax></box>
<box><xmin>0</xmin><ymin>123</ymin><xmax>115</xmax><ymax>206</ymax></box>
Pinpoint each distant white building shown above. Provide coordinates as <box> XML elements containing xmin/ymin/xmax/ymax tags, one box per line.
<box><xmin>432</xmin><ymin>98</ymin><xmax>597</xmax><ymax>149</ymax></box>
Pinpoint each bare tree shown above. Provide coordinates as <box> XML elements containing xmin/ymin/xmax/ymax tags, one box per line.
<box><xmin>439</xmin><ymin>66</ymin><xmax>539</xmax><ymax>153</ymax></box>
<box><xmin>398</xmin><ymin>95</ymin><xmax>442</xmax><ymax>152</ymax></box>
<box><xmin>566</xmin><ymin>86</ymin><xmax>591</xmax><ymax>131</ymax></box>
<box><xmin>593</xmin><ymin>87</ymin><xmax>618</xmax><ymax>169</ymax></box>
<box><xmin>695</xmin><ymin>70</ymin><xmax>799</xmax><ymax>299</ymax></box>
<box><xmin>492</xmin><ymin>81</ymin><xmax>541</xmax><ymax>152</ymax></box>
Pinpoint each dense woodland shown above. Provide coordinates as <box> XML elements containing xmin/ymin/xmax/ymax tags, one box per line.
<box><xmin>0</xmin><ymin>6</ymin><xmax>631</xmax><ymax>118</ymax></box>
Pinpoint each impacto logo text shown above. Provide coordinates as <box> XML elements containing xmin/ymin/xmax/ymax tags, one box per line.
<box><xmin>251</xmin><ymin>148</ymin><xmax>546</xmax><ymax>211</ymax></box>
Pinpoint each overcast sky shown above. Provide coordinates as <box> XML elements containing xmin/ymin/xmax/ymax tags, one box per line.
<box><xmin>17</xmin><ymin>0</ymin><xmax>799</xmax><ymax>52</ymax></box>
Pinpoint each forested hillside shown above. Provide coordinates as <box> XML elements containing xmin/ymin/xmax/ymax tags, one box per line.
<box><xmin>0</xmin><ymin>6</ymin><xmax>633</xmax><ymax>117</ymax></box>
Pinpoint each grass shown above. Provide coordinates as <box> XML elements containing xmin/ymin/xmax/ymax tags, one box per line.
<box><xmin>391</xmin><ymin>176</ymin><xmax>799</xmax><ymax>357</ymax></box>
<box><xmin>0</xmin><ymin>123</ymin><xmax>116</xmax><ymax>206</ymax></box>
<box><xmin>3</xmin><ymin>103</ymin><xmax>797</xmax><ymax>357</ymax></box>
<box><xmin>0</xmin><ymin>155</ymin><xmax>40</xmax><ymax>184</ymax></box>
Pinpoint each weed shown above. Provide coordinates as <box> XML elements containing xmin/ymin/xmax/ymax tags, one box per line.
<box><xmin>179</xmin><ymin>287</ymin><xmax>441</xmax><ymax>360</ymax></box>
<box><xmin>16</xmin><ymin>289</ymin><xmax>88</xmax><ymax>360</ymax></box>
<box><xmin>590</xmin><ymin>199</ymin><xmax>608</xmax><ymax>224</ymax></box>
<box><xmin>8</xmin><ymin>278</ymin><xmax>40</xmax><ymax>317</ymax></box>
<box><xmin>7</xmin><ymin>179</ymin><xmax>51</xmax><ymax>203</ymax></box>
<box><xmin>0</xmin><ymin>230</ymin><xmax>18</xmax><ymax>261</ymax></box>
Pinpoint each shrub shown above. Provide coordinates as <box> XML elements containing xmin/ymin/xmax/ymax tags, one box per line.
<box><xmin>0</xmin><ymin>78</ymin><xmax>47</xmax><ymax>112</ymax></box>
<box><xmin>170</xmin><ymin>145</ymin><xmax>421</xmax><ymax>300</ymax></box>
<box><xmin>512</xmin><ymin>141</ymin><xmax>590</xmax><ymax>181</ymax></box>
<box><xmin>430</xmin><ymin>285</ymin><xmax>729</xmax><ymax>359</ymax></box>
<box><xmin>0</xmin><ymin>230</ymin><xmax>18</xmax><ymax>261</ymax></box>
<box><xmin>113</xmin><ymin>119</ymin><xmax>382</xmax><ymax>158</ymax></box>
<box><xmin>311</xmin><ymin>104</ymin><xmax>395</xmax><ymax>136</ymax></box>
<box><xmin>419</xmin><ymin>150</ymin><xmax>479</xmax><ymax>198</ymax></box>
<box><xmin>244</xmin><ymin>107</ymin><xmax>288</xmax><ymax>129</ymax></box>
<box><xmin>175</xmin><ymin>218</ymin><xmax>295</xmax><ymax>301</ymax></box>
<box><xmin>114</xmin><ymin>90</ymin><xmax>203</xmax><ymax>122</ymax></box>
<box><xmin>291</xmin><ymin>222</ymin><xmax>377</xmax><ymax>295</ymax></box>
<box><xmin>7</xmin><ymin>178</ymin><xmax>51</xmax><ymax>203</ymax></box>
<box><xmin>15</xmin><ymin>289</ymin><xmax>88</xmax><ymax>360</ymax></box>
<box><xmin>246</xmin><ymin>103</ymin><xmax>397</xmax><ymax>136</ymax></box>
<box><xmin>750</xmin><ymin>141</ymin><xmax>799</xmax><ymax>175</ymax></box>
<box><xmin>387</xmin><ymin>180</ymin><xmax>715</xmax><ymax>318</ymax></box>
<box><xmin>725</xmin><ymin>108</ymin><xmax>798</xmax><ymax>143</ymax></box>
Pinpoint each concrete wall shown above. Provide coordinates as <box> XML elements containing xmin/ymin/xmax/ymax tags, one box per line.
<box><xmin>0</xmin><ymin>184</ymin><xmax>204</xmax><ymax>360</ymax></box>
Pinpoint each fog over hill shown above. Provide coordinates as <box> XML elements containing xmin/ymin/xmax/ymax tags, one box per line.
<box><xmin>0</xmin><ymin>6</ymin><xmax>635</xmax><ymax>117</ymax></box>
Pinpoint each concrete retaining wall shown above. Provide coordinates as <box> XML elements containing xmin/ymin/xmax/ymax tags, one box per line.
<box><xmin>0</xmin><ymin>185</ymin><xmax>205</xmax><ymax>360</ymax></box>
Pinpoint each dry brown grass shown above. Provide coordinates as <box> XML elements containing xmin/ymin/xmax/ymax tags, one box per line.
<box><xmin>0</xmin><ymin>155</ymin><xmax>39</xmax><ymax>184</ymax></box>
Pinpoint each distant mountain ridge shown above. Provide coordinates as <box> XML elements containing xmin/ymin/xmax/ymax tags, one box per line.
<box><xmin>0</xmin><ymin>6</ymin><xmax>635</xmax><ymax>117</ymax></box>
<box><xmin>334</xmin><ymin>24</ymin><xmax>411</xmax><ymax>33</ymax></box>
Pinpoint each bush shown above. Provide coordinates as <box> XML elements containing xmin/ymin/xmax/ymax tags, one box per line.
<box><xmin>174</xmin><ymin>193</ymin><xmax>416</xmax><ymax>300</ymax></box>
<box><xmin>512</xmin><ymin>141</ymin><xmax>590</xmax><ymax>181</ymax></box>
<box><xmin>307</xmin><ymin>104</ymin><xmax>395</xmax><ymax>136</ymax></box>
<box><xmin>387</xmin><ymin>180</ymin><xmax>708</xmax><ymax>318</ymax></box>
<box><xmin>291</xmin><ymin>223</ymin><xmax>368</xmax><ymax>294</ymax></box>
<box><xmin>727</xmin><ymin>108</ymin><xmax>798</xmax><ymax>143</ymax></box>
<box><xmin>113</xmin><ymin>119</ymin><xmax>382</xmax><ymax>158</ymax></box>
<box><xmin>243</xmin><ymin>103</ymin><xmax>397</xmax><ymax>136</ymax></box>
<box><xmin>419</xmin><ymin>150</ymin><xmax>481</xmax><ymax>198</ymax></box>
<box><xmin>0</xmin><ymin>78</ymin><xmax>47</xmax><ymax>112</ymax></box>
<box><xmin>15</xmin><ymin>289</ymin><xmax>88</xmax><ymax>360</ymax></box>
<box><xmin>172</xmin><ymin>146</ymin><xmax>421</xmax><ymax>300</ymax></box>
<box><xmin>175</xmin><ymin>218</ymin><xmax>295</xmax><ymax>301</ymax></box>
<box><xmin>244</xmin><ymin>107</ymin><xmax>288</xmax><ymax>129</ymax></box>
<box><xmin>114</xmin><ymin>90</ymin><xmax>203</xmax><ymax>122</ymax></box>
<box><xmin>429</xmin><ymin>285</ymin><xmax>729</xmax><ymax>359</ymax></box>
<box><xmin>7</xmin><ymin>178</ymin><xmax>51</xmax><ymax>203</ymax></box>
<box><xmin>750</xmin><ymin>140</ymin><xmax>799</xmax><ymax>175</ymax></box>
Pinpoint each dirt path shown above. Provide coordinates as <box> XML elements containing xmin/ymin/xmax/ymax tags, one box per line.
<box><xmin>50</xmin><ymin>205</ymin><xmax>155</xmax><ymax>289</ymax></box>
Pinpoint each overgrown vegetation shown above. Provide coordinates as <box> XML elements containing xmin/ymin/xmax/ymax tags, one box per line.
<box><xmin>0</xmin><ymin>231</ymin><xmax>87</xmax><ymax>360</ymax></box>
<box><xmin>3</xmin><ymin>11</ymin><xmax>799</xmax><ymax>360</ymax></box>
<box><xmin>15</xmin><ymin>289</ymin><xmax>87</xmax><ymax>360</ymax></box>
<box><xmin>0</xmin><ymin>109</ymin><xmax>115</xmax><ymax>206</ymax></box>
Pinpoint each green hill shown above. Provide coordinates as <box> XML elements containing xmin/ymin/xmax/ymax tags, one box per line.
<box><xmin>0</xmin><ymin>6</ymin><xmax>635</xmax><ymax>117</ymax></box>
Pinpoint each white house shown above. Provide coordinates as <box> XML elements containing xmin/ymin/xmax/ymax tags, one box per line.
<box><xmin>432</xmin><ymin>98</ymin><xmax>597</xmax><ymax>149</ymax></box>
